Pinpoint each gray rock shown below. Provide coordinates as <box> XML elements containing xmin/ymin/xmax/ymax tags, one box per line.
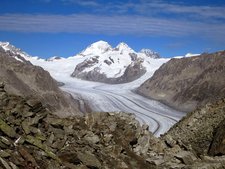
<box><xmin>83</xmin><ymin>131</ymin><xmax>100</xmax><ymax>144</ymax></box>
<box><xmin>77</xmin><ymin>151</ymin><xmax>101</xmax><ymax>168</ymax></box>
<box><xmin>175</xmin><ymin>151</ymin><xmax>197</xmax><ymax>165</ymax></box>
<box><xmin>0</xmin><ymin>157</ymin><xmax>11</xmax><ymax>169</ymax></box>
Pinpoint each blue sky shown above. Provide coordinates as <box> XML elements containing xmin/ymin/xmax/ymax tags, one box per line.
<box><xmin>0</xmin><ymin>0</ymin><xmax>225</xmax><ymax>58</ymax></box>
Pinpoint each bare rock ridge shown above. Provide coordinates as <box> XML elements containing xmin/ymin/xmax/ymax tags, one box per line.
<box><xmin>1</xmin><ymin>82</ymin><xmax>225</xmax><ymax>168</ymax></box>
<box><xmin>0</xmin><ymin>46</ymin><xmax>81</xmax><ymax>117</ymax></box>
<box><xmin>137</xmin><ymin>50</ymin><xmax>225</xmax><ymax>112</ymax></box>
<box><xmin>71</xmin><ymin>41</ymin><xmax>159</xmax><ymax>84</ymax></box>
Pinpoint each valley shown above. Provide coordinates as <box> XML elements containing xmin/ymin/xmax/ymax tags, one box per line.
<box><xmin>60</xmin><ymin>78</ymin><xmax>184</xmax><ymax>136</ymax></box>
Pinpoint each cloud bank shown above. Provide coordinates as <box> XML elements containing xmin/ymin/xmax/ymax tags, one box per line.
<box><xmin>0</xmin><ymin>0</ymin><xmax>225</xmax><ymax>42</ymax></box>
<box><xmin>0</xmin><ymin>14</ymin><xmax>225</xmax><ymax>38</ymax></box>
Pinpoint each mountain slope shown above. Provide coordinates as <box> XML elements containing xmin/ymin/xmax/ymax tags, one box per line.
<box><xmin>0</xmin><ymin>45</ymin><xmax>82</xmax><ymax>117</ymax></box>
<box><xmin>71</xmin><ymin>41</ymin><xmax>160</xmax><ymax>83</ymax></box>
<box><xmin>137</xmin><ymin>51</ymin><xmax>225</xmax><ymax>112</ymax></box>
<box><xmin>163</xmin><ymin>97</ymin><xmax>225</xmax><ymax>156</ymax></box>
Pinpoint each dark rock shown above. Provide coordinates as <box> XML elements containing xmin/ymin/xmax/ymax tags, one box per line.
<box><xmin>104</xmin><ymin>59</ymin><xmax>112</xmax><ymax>65</ymax></box>
<box><xmin>209</xmin><ymin>119</ymin><xmax>225</xmax><ymax>156</ymax></box>
<box><xmin>129</xmin><ymin>53</ymin><xmax>137</xmax><ymax>61</ymax></box>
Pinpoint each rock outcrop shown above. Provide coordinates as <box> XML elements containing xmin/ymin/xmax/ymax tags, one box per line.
<box><xmin>137</xmin><ymin>51</ymin><xmax>225</xmax><ymax>112</ymax></box>
<box><xmin>0</xmin><ymin>47</ymin><xmax>81</xmax><ymax>117</ymax></box>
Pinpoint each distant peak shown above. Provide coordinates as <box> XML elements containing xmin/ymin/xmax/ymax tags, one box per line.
<box><xmin>116</xmin><ymin>42</ymin><xmax>134</xmax><ymax>53</ymax></box>
<box><xmin>92</xmin><ymin>40</ymin><xmax>109</xmax><ymax>45</ymax></box>
<box><xmin>184</xmin><ymin>53</ymin><xmax>200</xmax><ymax>57</ymax></box>
<box><xmin>140</xmin><ymin>48</ymin><xmax>160</xmax><ymax>58</ymax></box>
<box><xmin>80</xmin><ymin>40</ymin><xmax>112</xmax><ymax>55</ymax></box>
<box><xmin>0</xmin><ymin>41</ymin><xmax>15</xmax><ymax>51</ymax></box>
<box><xmin>116</xmin><ymin>42</ymin><xmax>129</xmax><ymax>49</ymax></box>
<box><xmin>89</xmin><ymin>40</ymin><xmax>111</xmax><ymax>48</ymax></box>
<box><xmin>0</xmin><ymin>42</ymin><xmax>10</xmax><ymax>47</ymax></box>
<box><xmin>0</xmin><ymin>41</ymin><xmax>32</xmax><ymax>59</ymax></box>
<box><xmin>140</xmin><ymin>48</ymin><xmax>154</xmax><ymax>54</ymax></box>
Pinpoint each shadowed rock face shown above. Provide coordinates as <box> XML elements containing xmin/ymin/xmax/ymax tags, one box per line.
<box><xmin>0</xmin><ymin>47</ymin><xmax>81</xmax><ymax>117</ymax></box>
<box><xmin>209</xmin><ymin>118</ymin><xmax>225</xmax><ymax>156</ymax></box>
<box><xmin>137</xmin><ymin>51</ymin><xmax>225</xmax><ymax>112</ymax></box>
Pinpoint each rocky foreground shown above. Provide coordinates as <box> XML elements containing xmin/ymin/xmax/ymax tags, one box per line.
<box><xmin>1</xmin><ymin>82</ymin><xmax>225</xmax><ymax>169</ymax></box>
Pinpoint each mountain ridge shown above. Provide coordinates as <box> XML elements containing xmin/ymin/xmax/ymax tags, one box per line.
<box><xmin>137</xmin><ymin>50</ymin><xmax>225</xmax><ymax>112</ymax></box>
<box><xmin>0</xmin><ymin>45</ymin><xmax>82</xmax><ymax>117</ymax></box>
<box><xmin>0</xmin><ymin>40</ymin><xmax>163</xmax><ymax>84</ymax></box>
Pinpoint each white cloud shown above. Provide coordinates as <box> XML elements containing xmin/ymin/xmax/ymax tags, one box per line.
<box><xmin>58</xmin><ymin>0</ymin><xmax>225</xmax><ymax>20</ymax></box>
<box><xmin>0</xmin><ymin>13</ymin><xmax>225</xmax><ymax>41</ymax></box>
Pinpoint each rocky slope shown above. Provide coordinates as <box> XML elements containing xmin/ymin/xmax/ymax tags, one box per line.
<box><xmin>0</xmin><ymin>83</ymin><xmax>162</xmax><ymax>168</ymax></box>
<box><xmin>163</xmin><ymin>98</ymin><xmax>225</xmax><ymax>156</ymax></box>
<box><xmin>1</xmin><ymin>82</ymin><xmax>225</xmax><ymax>168</ymax></box>
<box><xmin>71</xmin><ymin>41</ymin><xmax>160</xmax><ymax>84</ymax></box>
<box><xmin>0</xmin><ymin>46</ymin><xmax>81</xmax><ymax>117</ymax></box>
<box><xmin>137</xmin><ymin>51</ymin><xmax>225</xmax><ymax>112</ymax></box>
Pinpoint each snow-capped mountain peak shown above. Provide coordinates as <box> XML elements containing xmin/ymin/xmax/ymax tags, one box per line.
<box><xmin>0</xmin><ymin>41</ymin><xmax>33</xmax><ymax>63</ymax></box>
<box><xmin>0</xmin><ymin>42</ymin><xmax>10</xmax><ymax>49</ymax></box>
<box><xmin>115</xmin><ymin>42</ymin><xmax>134</xmax><ymax>53</ymax></box>
<box><xmin>80</xmin><ymin>40</ymin><xmax>112</xmax><ymax>56</ymax></box>
<box><xmin>139</xmin><ymin>49</ymin><xmax>160</xmax><ymax>59</ymax></box>
<box><xmin>184</xmin><ymin>53</ymin><xmax>200</xmax><ymax>57</ymax></box>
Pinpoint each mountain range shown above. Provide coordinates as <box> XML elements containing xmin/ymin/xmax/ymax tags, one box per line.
<box><xmin>0</xmin><ymin>41</ymin><xmax>163</xmax><ymax>84</ymax></box>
